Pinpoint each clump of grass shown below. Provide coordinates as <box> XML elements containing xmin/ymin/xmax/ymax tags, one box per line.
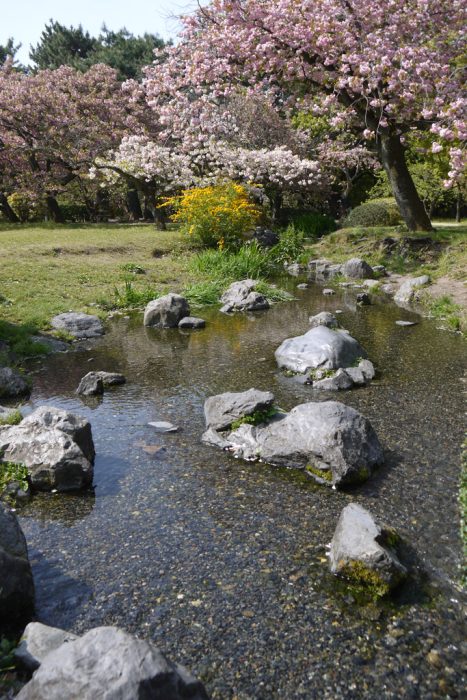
<box><xmin>183</xmin><ymin>280</ymin><xmax>225</xmax><ymax>306</ymax></box>
<box><xmin>120</xmin><ymin>262</ymin><xmax>146</xmax><ymax>274</ymax></box>
<box><xmin>230</xmin><ymin>407</ymin><xmax>279</xmax><ymax>431</ymax></box>
<box><xmin>0</xmin><ymin>636</ymin><xmax>17</xmax><ymax>673</ymax></box>
<box><xmin>99</xmin><ymin>281</ymin><xmax>160</xmax><ymax>311</ymax></box>
<box><xmin>0</xmin><ymin>461</ymin><xmax>29</xmax><ymax>498</ymax></box>
<box><xmin>426</xmin><ymin>294</ymin><xmax>462</xmax><ymax>331</ymax></box>
<box><xmin>0</xmin><ymin>410</ymin><xmax>22</xmax><ymax>426</ymax></box>
<box><xmin>254</xmin><ymin>281</ymin><xmax>294</xmax><ymax>303</ymax></box>
<box><xmin>0</xmin><ymin>320</ymin><xmax>49</xmax><ymax>361</ymax></box>
<box><xmin>189</xmin><ymin>241</ymin><xmax>277</xmax><ymax>280</ymax></box>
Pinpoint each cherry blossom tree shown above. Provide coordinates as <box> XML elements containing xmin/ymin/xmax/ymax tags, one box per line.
<box><xmin>145</xmin><ymin>0</ymin><xmax>466</xmax><ymax>231</ymax></box>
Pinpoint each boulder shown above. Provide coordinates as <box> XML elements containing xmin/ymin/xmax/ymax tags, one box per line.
<box><xmin>143</xmin><ymin>294</ymin><xmax>190</xmax><ymax>328</ymax></box>
<box><xmin>21</xmin><ymin>406</ymin><xmax>95</xmax><ymax>463</ymax></box>
<box><xmin>0</xmin><ymin>502</ymin><xmax>34</xmax><ymax>624</ymax></box>
<box><xmin>178</xmin><ymin>316</ymin><xmax>206</xmax><ymax>329</ymax></box>
<box><xmin>51</xmin><ymin>313</ymin><xmax>104</xmax><ymax>339</ymax></box>
<box><xmin>0</xmin><ymin>367</ymin><xmax>30</xmax><ymax>398</ymax></box>
<box><xmin>251</xmin><ymin>226</ymin><xmax>279</xmax><ymax>248</ymax></box>
<box><xmin>362</xmin><ymin>279</ymin><xmax>381</xmax><ymax>290</ymax></box>
<box><xmin>308</xmin><ymin>311</ymin><xmax>339</xmax><ymax>329</ymax></box>
<box><xmin>394</xmin><ymin>275</ymin><xmax>430</xmax><ymax>305</ymax></box>
<box><xmin>77</xmin><ymin>371</ymin><xmax>126</xmax><ymax>396</ymax></box>
<box><xmin>15</xmin><ymin>623</ymin><xmax>79</xmax><ymax>673</ymax></box>
<box><xmin>358</xmin><ymin>359</ymin><xmax>375</xmax><ymax>380</ymax></box>
<box><xmin>204</xmin><ymin>388</ymin><xmax>275</xmax><ymax>431</ymax></box>
<box><xmin>341</xmin><ymin>258</ymin><xmax>374</xmax><ymax>279</ymax></box>
<box><xmin>77</xmin><ymin>373</ymin><xmax>104</xmax><ymax>396</ymax></box>
<box><xmin>329</xmin><ymin>503</ymin><xmax>407</xmax><ymax>594</ymax></box>
<box><xmin>275</xmin><ymin>326</ymin><xmax>367</xmax><ymax>374</ymax></box>
<box><xmin>207</xmin><ymin>399</ymin><xmax>383</xmax><ymax>487</ymax></box>
<box><xmin>220</xmin><ymin>280</ymin><xmax>270</xmax><ymax>313</ymax></box>
<box><xmin>16</xmin><ymin>626</ymin><xmax>209</xmax><ymax>700</ymax></box>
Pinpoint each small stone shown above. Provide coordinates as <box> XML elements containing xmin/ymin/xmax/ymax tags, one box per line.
<box><xmin>356</xmin><ymin>293</ymin><xmax>371</xmax><ymax>305</ymax></box>
<box><xmin>395</xmin><ymin>320</ymin><xmax>418</xmax><ymax>326</ymax></box>
<box><xmin>178</xmin><ymin>317</ymin><xmax>206</xmax><ymax>329</ymax></box>
<box><xmin>308</xmin><ymin>312</ymin><xmax>339</xmax><ymax>329</ymax></box>
<box><xmin>148</xmin><ymin>421</ymin><xmax>179</xmax><ymax>433</ymax></box>
<box><xmin>323</xmin><ymin>288</ymin><xmax>335</xmax><ymax>295</ymax></box>
<box><xmin>427</xmin><ymin>650</ymin><xmax>443</xmax><ymax>668</ymax></box>
<box><xmin>297</xmin><ymin>283</ymin><xmax>309</xmax><ymax>289</ymax></box>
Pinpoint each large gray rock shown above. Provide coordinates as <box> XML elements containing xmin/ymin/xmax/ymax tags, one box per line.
<box><xmin>275</xmin><ymin>326</ymin><xmax>367</xmax><ymax>373</ymax></box>
<box><xmin>15</xmin><ymin>623</ymin><xmax>79</xmax><ymax>673</ymax></box>
<box><xmin>178</xmin><ymin>316</ymin><xmax>206</xmax><ymax>329</ymax></box>
<box><xmin>204</xmin><ymin>388</ymin><xmax>275</xmax><ymax>431</ymax></box>
<box><xmin>329</xmin><ymin>503</ymin><xmax>407</xmax><ymax>594</ymax></box>
<box><xmin>205</xmin><ymin>398</ymin><xmax>383</xmax><ymax>487</ymax></box>
<box><xmin>21</xmin><ymin>406</ymin><xmax>95</xmax><ymax>463</ymax></box>
<box><xmin>51</xmin><ymin>313</ymin><xmax>104</xmax><ymax>339</ymax></box>
<box><xmin>220</xmin><ymin>280</ymin><xmax>270</xmax><ymax>313</ymax></box>
<box><xmin>341</xmin><ymin>258</ymin><xmax>375</xmax><ymax>279</ymax></box>
<box><xmin>394</xmin><ymin>275</ymin><xmax>430</xmax><ymax>305</ymax></box>
<box><xmin>16</xmin><ymin>626</ymin><xmax>209</xmax><ymax>700</ymax></box>
<box><xmin>0</xmin><ymin>502</ymin><xmax>34</xmax><ymax>623</ymax></box>
<box><xmin>77</xmin><ymin>371</ymin><xmax>126</xmax><ymax>396</ymax></box>
<box><xmin>308</xmin><ymin>312</ymin><xmax>339</xmax><ymax>329</ymax></box>
<box><xmin>0</xmin><ymin>366</ymin><xmax>30</xmax><ymax>398</ymax></box>
<box><xmin>144</xmin><ymin>293</ymin><xmax>190</xmax><ymax>328</ymax></box>
<box><xmin>0</xmin><ymin>407</ymin><xmax>94</xmax><ymax>492</ymax></box>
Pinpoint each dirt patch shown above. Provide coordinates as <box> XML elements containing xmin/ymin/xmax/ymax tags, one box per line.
<box><xmin>427</xmin><ymin>277</ymin><xmax>467</xmax><ymax>309</ymax></box>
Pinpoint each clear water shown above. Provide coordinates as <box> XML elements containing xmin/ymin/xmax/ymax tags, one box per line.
<box><xmin>16</xmin><ymin>280</ymin><xmax>466</xmax><ymax>698</ymax></box>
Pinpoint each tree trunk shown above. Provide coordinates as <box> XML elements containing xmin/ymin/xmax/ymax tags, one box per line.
<box><xmin>126</xmin><ymin>187</ymin><xmax>143</xmax><ymax>220</ymax></box>
<box><xmin>46</xmin><ymin>195</ymin><xmax>65</xmax><ymax>223</ymax></box>
<box><xmin>378</xmin><ymin>133</ymin><xmax>433</xmax><ymax>231</ymax></box>
<box><xmin>0</xmin><ymin>192</ymin><xmax>20</xmax><ymax>222</ymax></box>
<box><xmin>455</xmin><ymin>188</ymin><xmax>462</xmax><ymax>223</ymax></box>
<box><xmin>271</xmin><ymin>192</ymin><xmax>283</xmax><ymax>224</ymax></box>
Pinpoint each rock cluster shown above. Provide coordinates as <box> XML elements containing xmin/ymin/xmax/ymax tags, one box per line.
<box><xmin>0</xmin><ymin>406</ymin><xmax>95</xmax><ymax>491</ymax></box>
<box><xmin>202</xmin><ymin>389</ymin><xmax>383</xmax><ymax>488</ymax></box>
<box><xmin>220</xmin><ymin>280</ymin><xmax>269</xmax><ymax>313</ymax></box>
<box><xmin>144</xmin><ymin>293</ymin><xmax>190</xmax><ymax>328</ymax></box>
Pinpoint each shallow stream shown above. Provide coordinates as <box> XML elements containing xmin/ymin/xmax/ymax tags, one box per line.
<box><xmin>17</xmin><ymin>280</ymin><xmax>466</xmax><ymax>698</ymax></box>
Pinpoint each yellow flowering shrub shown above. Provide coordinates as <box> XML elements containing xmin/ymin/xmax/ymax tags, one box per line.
<box><xmin>162</xmin><ymin>182</ymin><xmax>260</xmax><ymax>249</ymax></box>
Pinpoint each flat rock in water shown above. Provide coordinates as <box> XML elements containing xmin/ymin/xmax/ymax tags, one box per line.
<box><xmin>275</xmin><ymin>326</ymin><xmax>367</xmax><ymax>373</ymax></box>
<box><xmin>16</xmin><ymin>626</ymin><xmax>209</xmax><ymax>700</ymax></box>
<box><xmin>51</xmin><ymin>312</ymin><xmax>104</xmax><ymax>339</ymax></box>
<box><xmin>204</xmin><ymin>388</ymin><xmax>275</xmax><ymax>431</ymax></box>
<box><xmin>31</xmin><ymin>335</ymin><xmax>69</xmax><ymax>353</ymax></box>
<box><xmin>395</xmin><ymin>320</ymin><xmax>418</xmax><ymax>326</ymax></box>
<box><xmin>178</xmin><ymin>316</ymin><xmax>206</xmax><ymax>329</ymax></box>
<box><xmin>77</xmin><ymin>372</ymin><xmax>104</xmax><ymax>396</ymax></box>
<box><xmin>329</xmin><ymin>503</ymin><xmax>407</xmax><ymax>594</ymax></box>
<box><xmin>148</xmin><ymin>421</ymin><xmax>179</xmax><ymax>433</ymax></box>
<box><xmin>323</xmin><ymin>288</ymin><xmax>335</xmax><ymax>295</ymax></box>
<box><xmin>144</xmin><ymin>293</ymin><xmax>190</xmax><ymax>328</ymax></box>
<box><xmin>0</xmin><ymin>503</ymin><xmax>34</xmax><ymax>624</ymax></box>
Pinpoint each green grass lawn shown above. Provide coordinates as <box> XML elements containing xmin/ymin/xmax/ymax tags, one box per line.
<box><xmin>0</xmin><ymin>223</ymin><xmax>198</xmax><ymax>328</ymax></box>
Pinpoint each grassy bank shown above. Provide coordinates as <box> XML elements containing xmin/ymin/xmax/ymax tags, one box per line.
<box><xmin>0</xmin><ymin>223</ymin><xmax>198</xmax><ymax>328</ymax></box>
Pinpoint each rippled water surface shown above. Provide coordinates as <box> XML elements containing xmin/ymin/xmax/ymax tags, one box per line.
<box><xmin>18</xmin><ymin>281</ymin><xmax>466</xmax><ymax>698</ymax></box>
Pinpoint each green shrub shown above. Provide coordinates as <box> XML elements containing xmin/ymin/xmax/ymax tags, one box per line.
<box><xmin>343</xmin><ymin>198</ymin><xmax>402</xmax><ymax>228</ymax></box>
<box><xmin>57</xmin><ymin>202</ymin><xmax>89</xmax><ymax>222</ymax></box>
<box><xmin>0</xmin><ymin>410</ymin><xmax>22</xmax><ymax>426</ymax></box>
<box><xmin>7</xmin><ymin>192</ymin><xmax>46</xmax><ymax>222</ymax></box>
<box><xmin>289</xmin><ymin>211</ymin><xmax>336</xmax><ymax>238</ymax></box>
<box><xmin>270</xmin><ymin>224</ymin><xmax>305</xmax><ymax>264</ymax></box>
<box><xmin>0</xmin><ymin>462</ymin><xmax>29</xmax><ymax>498</ymax></box>
<box><xmin>162</xmin><ymin>182</ymin><xmax>261</xmax><ymax>249</ymax></box>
